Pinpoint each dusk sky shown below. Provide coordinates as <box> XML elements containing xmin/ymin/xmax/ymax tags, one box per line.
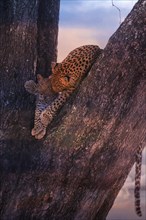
<box><xmin>58</xmin><ymin>0</ymin><xmax>138</xmax><ymax>61</ymax></box>
<box><xmin>58</xmin><ymin>0</ymin><xmax>146</xmax><ymax>219</ymax></box>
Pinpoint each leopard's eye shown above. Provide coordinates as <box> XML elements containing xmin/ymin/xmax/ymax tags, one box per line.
<box><xmin>64</xmin><ymin>75</ymin><xmax>70</xmax><ymax>82</ymax></box>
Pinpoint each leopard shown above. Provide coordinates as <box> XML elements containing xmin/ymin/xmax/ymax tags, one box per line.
<box><xmin>24</xmin><ymin>45</ymin><xmax>102</xmax><ymax>139</ymax></box>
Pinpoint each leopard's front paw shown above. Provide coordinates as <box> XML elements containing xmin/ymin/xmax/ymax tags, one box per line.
<box><xmin>31</xmin><ymin>126</ymin><xmax>46</xmax><ymax>139</ymax></box>
<box><xmin>40</xmin><ymin>110</ymin><xmax>53</xmax><ymax>126</ymax></box>
<box><xmin>35</xmin><ymin>129</ymin><xmax>46</xmax><ymax>140</ymax></box>
<box><xmin>31</xmin><ymin>127</ymin><xmax>42</xmax><ymax>136</ymax></box>
<box><xmin>24</xmin><ymin>80</ymin><xmax>38</xmax><ymax>95</ymax></box>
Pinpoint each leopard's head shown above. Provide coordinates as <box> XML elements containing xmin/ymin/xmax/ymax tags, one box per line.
<box><xmin>50</xmin><ymin>62</ymin><xmax>71</xmax><ymax>92</ymax></box>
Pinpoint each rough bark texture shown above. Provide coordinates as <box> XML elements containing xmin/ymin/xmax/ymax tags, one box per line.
<box><xmin>0</xmin><ymin>0</ymin><xmax>60</xmax><ymax>219</ymax></box>
<box><xmin>0</xmin><ymin>0</ymin><xmax>146</xmax><ymax>220</ymax></box>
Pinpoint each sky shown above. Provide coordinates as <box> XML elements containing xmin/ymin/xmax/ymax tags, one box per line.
<box><xmin>58</xmin><ymin>0</ymin><xmax>146</xmax><ymax>219</ymax></box>
<box><xmin>58</xmin><ymin>0</ymin><xmax>138</xmax><ymax>61</ymax></box>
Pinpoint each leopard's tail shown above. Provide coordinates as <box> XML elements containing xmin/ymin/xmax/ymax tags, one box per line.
<box><xmin>134</xmin><ymin>144</ymin><xmax>143</xmax><ymax>217</ymax></box>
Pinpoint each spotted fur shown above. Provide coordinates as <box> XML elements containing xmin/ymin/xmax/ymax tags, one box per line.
<box><xmin>24</xmin><ymin>77</ymin><xmax>48</xmax><ymax>139</ymax></box>
<box><xmin>50</xmin><ymin>45</ymin><xmax>102</xmax><ymax>93</ymax></box>
<box><xmin>25</xmin><ymin>45</ymin><xmax>102</xmax><ymax>139</ymax></box>
<box><xmin>134</xmin><ymin>144</ymin><xmax>143</xmax><ymax>217</ymax></box>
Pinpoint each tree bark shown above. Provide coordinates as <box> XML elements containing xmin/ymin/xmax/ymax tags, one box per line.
<box><xmin>0</xmin><ymin>0</ymin><xmax>60</xmax><ymax>219</ymax></box>
<box><xmin>0</xmin><ymin>0</ymin><xmax>146</xmax><ymax>220</ymax></box>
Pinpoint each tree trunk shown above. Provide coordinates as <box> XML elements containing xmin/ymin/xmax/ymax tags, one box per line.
<box><xmin>0</xmin><ymin>0</ymin><xmax>60</xmax><ymax>219</ymax></box>
<box><xmin>0</xmin><ymin>0</ymin><xmax>146</xmax><ymax>220</ymax></box>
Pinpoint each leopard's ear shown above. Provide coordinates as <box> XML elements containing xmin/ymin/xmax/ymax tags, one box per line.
<box><xmin>51</xmin><ymin>62</ymin><xmax>56</xmax><ymax>70</ymax></box>
<box><xmin>37</xmin><ymin>74</ymin><xmax>43</xmax><ymax>81</ymax></box>
<box><xmin>51</xmin><ymin>62</ymin><xmax>59</xmax><ymax>71</ymax></box>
